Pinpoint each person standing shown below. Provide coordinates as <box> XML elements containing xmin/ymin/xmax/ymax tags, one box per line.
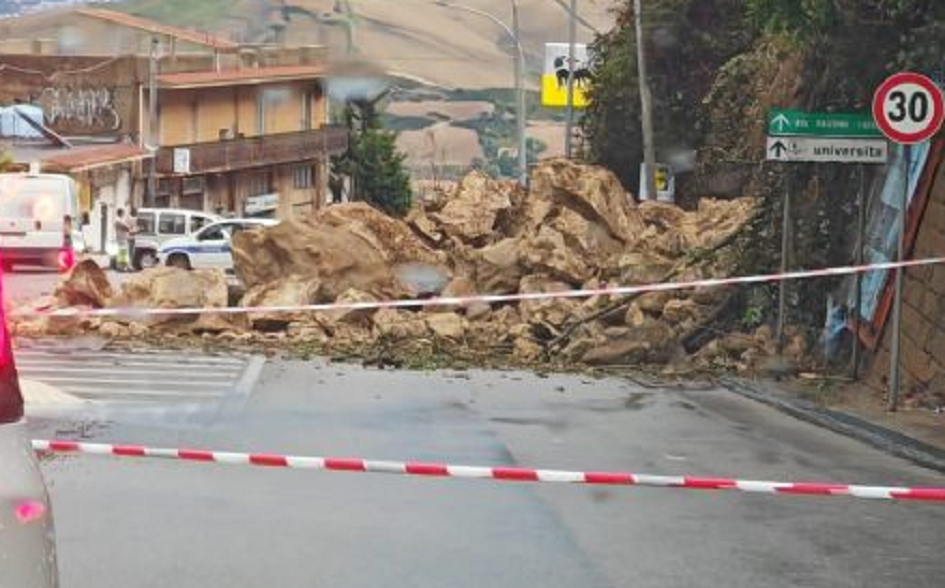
<box><xmin>114</xmin><ymin>208</ymin><xmax>131</xmax><ymax>272</ymax></box>
<box><xmin>127</xmin><ymin>207</ymin><xmax>139</xmax><ymax>271</ymax></box>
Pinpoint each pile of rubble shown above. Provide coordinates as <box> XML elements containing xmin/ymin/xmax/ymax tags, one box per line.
<box><xmin>14</xmin><ymin>160</ymin><xmax>769</xmax><ymax>371</ymax></box>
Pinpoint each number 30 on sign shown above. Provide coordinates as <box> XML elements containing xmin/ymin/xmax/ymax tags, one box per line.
<box><xmin>872</xmin><ymin>72</ymin><xmax>945</xmax><ymax>145</ymax></box>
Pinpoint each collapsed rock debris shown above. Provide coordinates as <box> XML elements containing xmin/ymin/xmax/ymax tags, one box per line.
<box><xmin>14</xmin><ymin>160</ymin><xmax>762</xmax><ymax>370</ymax></box>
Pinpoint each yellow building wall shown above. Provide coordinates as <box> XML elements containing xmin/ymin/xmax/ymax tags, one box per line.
<box><xmin>159</xmin><ymin>90</ymin><xmax>195</xmax><ymax>145</ymax></box>
<box><xmin>160</xmin><ymin>80</ymin><xmax>326</xmax><ymax>145</ymax></box>
<box><xmin>236</xmin><ymin>86</ymin><xmax>259</xmax><ymax>136</ymax></box>
<box><xmin>195</xmin><ymin>87</ymin><xmax>237</xmax><ymax>142</ymax></box>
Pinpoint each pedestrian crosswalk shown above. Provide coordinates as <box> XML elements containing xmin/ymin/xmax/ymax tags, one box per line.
<box><xmin>14</xmin><ymin>341</ymin><xmax>264</xmax><ymax>406</ymax></box>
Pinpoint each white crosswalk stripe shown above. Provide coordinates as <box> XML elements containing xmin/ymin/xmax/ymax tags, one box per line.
<box><xmin>14</xmin><ymin>342</ymin><xmax>263</xmax><ymax>405</ymax></box>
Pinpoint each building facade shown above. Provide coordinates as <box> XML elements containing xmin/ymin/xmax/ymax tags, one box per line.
<box><xmin>0</xmin><ymin>7</ymin><xmax>345</xmax><ymax>233</ymax></box>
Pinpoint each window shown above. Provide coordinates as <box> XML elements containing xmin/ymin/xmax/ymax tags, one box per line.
<box><xmin>302</xmin><ymin>89</ymin><xmax>313</xmax><ymax>130</ymax></box>
<box><xmin>182</xmin><ymin>176</ymin><xmax>205</xmax><ymax>195</ymax></box>
<box><xmin>156</xmin><ymin>178</ymin><xmax>174</xmax><ymax>196</ymax></box>
<box><xmin>137</xmin><ymin>211</ymin><xmax>156</xmax><ymax>234</ymax></box>
<box><xmin>157</xmin><ymin>212</ymin><xmax>186</xmax><ymax>235</ymax></box>
<box><xmin>238</xmin><ymin>170</ymin><xmax>271</xmax><ymax>199</ymax></box>
<box><xmin>197</xmin><ymin>224</ymin><xmax>228</xmax><ymax>241</ymax></box>
<box><xmin>294</xmin><ymin>164</ymin><xmax>315</xmax><ymax>189</ymax></box>
<box><xmin>190</xmin><ymin>215</ymin><xmax>213</xmax><ymax>233</ymax></box>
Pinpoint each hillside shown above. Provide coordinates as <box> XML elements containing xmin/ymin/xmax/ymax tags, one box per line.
<box><xmin>281</xmin><ymin>0</ymin><xmax>613</xmax><ymax>89</ymax></box>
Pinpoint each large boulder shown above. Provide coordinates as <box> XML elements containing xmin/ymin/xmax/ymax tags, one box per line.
<box><xmin>430</xmin><ymin>171</ymin><xmax>512</xmax><ymax>243</ymax></box>
<box><xmin>54</xmin><ymin>260</ymin><xmax>113</xmax><ymax>308</ymax></box>
<box><xmin>521</xmin><ymin>226</ymin><xmax>592</xmax><ymax>285</ymax></box>
<box><xmin>240</xmin><ymin>276</ymin><xmax>323</xmax><ymax>331</ymax></box>
<box><xmin>232</xmin><ymin>204</ymin><xmax>446</xmax><ymax>299</ymax></box>
<box><xmin>472</xmin><ymin>238</ymin><xmax>523</xmax><ymax>293</ymax></box>
<box><xmin>315</xmin><ymin>203</ymin><xmax>445</xmax><ymax>267</ymax></box>
<box><xmin>116</xmin><ymin>268</ymin><xmax>228</xmax><ymax>309</ymax></box>
<box><xmin>527</xmin><ymin>159</ymin><xmax>646</xmax><ymax>243</ymax></box>
<box><xmin>637</xmin><ymin>197</ymin><xmax>756</xmax><ymax>256</ymax></box>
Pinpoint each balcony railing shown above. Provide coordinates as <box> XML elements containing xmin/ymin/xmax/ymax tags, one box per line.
<box><xmin>156</xmin><ymin>126</ymin><xmax>348</xmax><ymax>175</ymax></box>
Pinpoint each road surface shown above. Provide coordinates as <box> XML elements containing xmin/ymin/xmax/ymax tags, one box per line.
<box><xmin>25</xmin><ymin>359</ymin><xmax>945</xmax><ymax>588</ymax></box>
<box><xmin>4</xmin><ymin>266</ymin><xmax>132</xmax><ymax>306</ymax></box>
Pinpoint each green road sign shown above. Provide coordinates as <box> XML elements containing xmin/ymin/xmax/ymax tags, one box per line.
<box><xmin>768</xmin><ymin>109</ymin><xmax>883</xmax><ymax>138</ymax></box>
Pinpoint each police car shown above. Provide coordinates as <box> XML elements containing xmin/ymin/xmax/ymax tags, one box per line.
<box><xmin>158</xmin><ymin>218</ymin><xmax>277</xmax><ymax>271</ymax></box>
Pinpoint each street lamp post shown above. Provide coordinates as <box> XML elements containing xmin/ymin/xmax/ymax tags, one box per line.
<box><xmin>633</xmin><ymin>0</ymin><xmax>656</xmax><ymax>199</ymax></box>
<box><xmin>564</xmin><ymin>0</ymin><xmax>577</xmax><ymax>159</ymax></box>
<box><xmin>435</xmin><ymin>0</ymin><xmax>528</xmax><ymax>187</ymax></box>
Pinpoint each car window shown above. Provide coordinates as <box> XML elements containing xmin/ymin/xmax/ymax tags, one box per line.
<box><xmin>190</xmin><ymin>215</ymin><xmax>212</xmax><ymax>233</ymax></box>
<box><xmin>137</xmin><ymin>211</ymin><xmax>156</xmax><ymax>234</ymax></box>
<box><xmin>197</xmin><ymin>224</ymin><xmax>229</xmax><ymax>241</ymax></box>
<box><xmin>157</xmin><ymin>212</ymin><xmax>186</xmax><ymax>235</ymax></box>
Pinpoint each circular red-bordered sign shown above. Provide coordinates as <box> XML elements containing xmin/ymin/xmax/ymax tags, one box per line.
<box><xmin>873</xmin><ymin>72</ymin><xmax>945</xmax><ymax>145</ymax></box>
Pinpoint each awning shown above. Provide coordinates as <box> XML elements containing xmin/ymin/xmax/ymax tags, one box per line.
<box><xmin>41</xmin><ymin>144</ymin><xmax>153</xmax><ymax>173</ymax></box>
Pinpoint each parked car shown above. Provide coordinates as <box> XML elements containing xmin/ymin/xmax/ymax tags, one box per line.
<box><xmin>0</xmin><ymin>172</ymin><xmax>88</xmax><ymax>272</ymax></box>
<box><xmin>108</xmin><ymin>208</ymin><xmax>220</xmax><ymax>270</ymax></box>
<box><xmin>0</xmin><ymin>263</ymin><xmax>59</xmax><ymax>586</ymax></box>
<box><xmin>130</xmin><ymin>208</ymin><xmax>221</xmax><ymax>270</ymax></box>
<box><xmin>158</xmin><ymin>218</ymin><xmax>278</xmax><ymax>272</ymax></box>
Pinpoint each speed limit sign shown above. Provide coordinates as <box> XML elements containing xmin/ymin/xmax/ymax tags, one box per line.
<box><xmin>872</xmin><ymin>72</ymin><xmax>945</xmax><ymax>144</ymax></box>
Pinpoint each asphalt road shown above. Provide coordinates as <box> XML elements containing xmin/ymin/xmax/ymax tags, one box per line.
<box><xmin>4</xmin><ymin>266</ymin><xmax>132</xmax><ymax>306</ymax></box>
<box><xmin>26</xmin><ymin>360</ymin><xmax>945</xmax><ymax>588</ymax></box>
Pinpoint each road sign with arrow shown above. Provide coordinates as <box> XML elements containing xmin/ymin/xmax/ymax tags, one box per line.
<box><xmin>768</xmin><ymin>109</ymin><xmax>882</xmax><ymax>138</ymax></box>
<box><xmin>765</xmin><ymin>136</ymin><xmax>888</xmax><ymax>163</ymax></box>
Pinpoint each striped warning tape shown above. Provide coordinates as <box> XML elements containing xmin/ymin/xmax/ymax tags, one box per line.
<box><xmin>32</xmin><ymin>440</ymin><xmax>945</xmax><ymax>502</ymax></box>
<box><xmin>14</xmin><ymin>257</ymin><xmax>945</xmax><ymax>319</ymax></box>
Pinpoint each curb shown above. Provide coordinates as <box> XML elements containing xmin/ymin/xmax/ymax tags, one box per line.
<box><xmin>720</xmin><ymin>377</ymin><xmax>945</xmax><ymax>475</ymax></box>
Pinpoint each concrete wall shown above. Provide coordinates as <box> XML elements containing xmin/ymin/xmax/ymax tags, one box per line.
<box><xmin>868</xmin><ymin>152</ymin><xmax>945</xmax><ymax>409</ymax></box>
<box><xmin>0</xmin><ymin>54</ymin><xmax>143</xmax><ymax>137</ymax></box>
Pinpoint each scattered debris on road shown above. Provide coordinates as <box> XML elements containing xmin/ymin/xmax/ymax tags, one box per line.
<box><xmin>13</xmin><ymin>160</ymin><xmax>767</xmax><ymax>373</ymax></box>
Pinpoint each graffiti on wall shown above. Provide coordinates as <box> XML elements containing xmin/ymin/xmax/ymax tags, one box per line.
<box><xmin>38</xmin><ymin>86</ymin><xmax>121</xmax><ymax>132</ymax></box>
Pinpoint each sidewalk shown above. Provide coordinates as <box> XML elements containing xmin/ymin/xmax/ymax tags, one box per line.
<box><xmin>722</xmin><ymin>377</ymin><xmax>945</xmax><ymax>474</ymax></box>
<box><xmin>20</xmin><ymin>378</ymin><xmax>87</xmax><ymax>407</ymax></box>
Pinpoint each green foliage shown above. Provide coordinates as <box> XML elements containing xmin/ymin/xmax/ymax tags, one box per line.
<box><xmin>744</xmin><ymin>0</ymin><xmax>838</xmax><ymax>38</ymax></box>
<box><xmin>583</xmin><ymin>0</ymin><xmax>752</xmax><ymax>192</ymax></box>
<box><xmin>334</xmin><ymin>105</ymin><xmax>413</xmax><ymax>217</ymax></box>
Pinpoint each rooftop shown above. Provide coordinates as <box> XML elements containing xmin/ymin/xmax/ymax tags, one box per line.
<box><xmin>2</xmin><ymin>140</ymin><xmax>151</xmax><ymax>172</ymax></box>
<box><xmin>158</xmin><ymin>65</ymin><xmax>327</xmax><ymax>89</ymax></box>
<box><xmin>76</xmin><ymin>8</ymin><xmax>239</xmax><ymax>51</ymax></box>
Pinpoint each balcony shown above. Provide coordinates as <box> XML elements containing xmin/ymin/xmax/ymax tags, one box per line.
<box><xmin>156</xmin><ymin>126</ymin><xmax>348</xmax><ymax>175</ymax></box>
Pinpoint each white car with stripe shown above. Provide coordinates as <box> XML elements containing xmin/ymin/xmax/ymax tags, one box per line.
<box><xmin>158</xmin><ymin>218</ymin><xmax>277</xmax><ymax>271</ymax></box>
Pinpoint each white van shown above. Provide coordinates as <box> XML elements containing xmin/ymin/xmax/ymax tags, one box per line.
<box><xmin>0</xmin><ymin>172</ymin><xmax>86</xmax><ymax>271</ymax></box>
<box><xmin>128</xmin><ymin>208</ymin><xmax>220</xmax><ymax>269</ymax></box>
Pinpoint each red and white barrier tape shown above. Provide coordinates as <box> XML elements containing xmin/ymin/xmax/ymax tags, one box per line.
<box><xmin>32</xmin><ymin>440</ymin><xmax>945</xmax><ymax>502</ymax></box>
<box><xmin>13</xmin><ymin>257</ymin><xmax>945</xmax><ymax>320</ymax></box>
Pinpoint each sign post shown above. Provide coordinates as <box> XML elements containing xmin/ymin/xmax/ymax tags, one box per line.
<box><xmin>767</xmin><ymin>110</ymin><xmax>890</xmax><ymax>352</ymax></box>
<box><xmin>872</xmin><ymin>72</ymin><xmax>945</xmax><ymax>412</ymax></box>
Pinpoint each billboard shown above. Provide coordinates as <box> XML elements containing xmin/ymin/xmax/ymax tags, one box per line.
<box><xmin>541</xmin><ymin>43</ymin><xmax>590</xmax><ymax>108</ymax></box>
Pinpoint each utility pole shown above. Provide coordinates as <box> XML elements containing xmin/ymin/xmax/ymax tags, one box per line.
<box><xmin>564</xmin><ymin>0</ymin><xmax>577</xmax><ymax>158</ymax></box>
<box><xmin>511</xmin><ymin>0</ymin><xmax>527</xmax><ymax>186</ymax></box>
<box><xmin>633</xmin><ymin>0</ymin><xmax>656</xmax><ymax>199</ymax></box>
<box><xmin>147</xmin><ymin>36</ymin><xmax>159</xmax><ymax>208</ymax></box>
<box><xmin>888</xmin><ymin>144</ymin><xmax>911</xmax><ymax>412</ymax></box>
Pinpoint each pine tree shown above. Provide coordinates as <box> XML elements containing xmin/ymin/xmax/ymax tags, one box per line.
<box><xmin>335</xmin><ymin>102</ymin><xmax>412</xmax><ymax>217</ymax></box>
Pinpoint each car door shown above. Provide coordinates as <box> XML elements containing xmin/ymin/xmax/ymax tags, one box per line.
<box><xmin>191</xmin><ymin>223</ymin><xmax>232</xmax><ymax>270</ymax></box>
